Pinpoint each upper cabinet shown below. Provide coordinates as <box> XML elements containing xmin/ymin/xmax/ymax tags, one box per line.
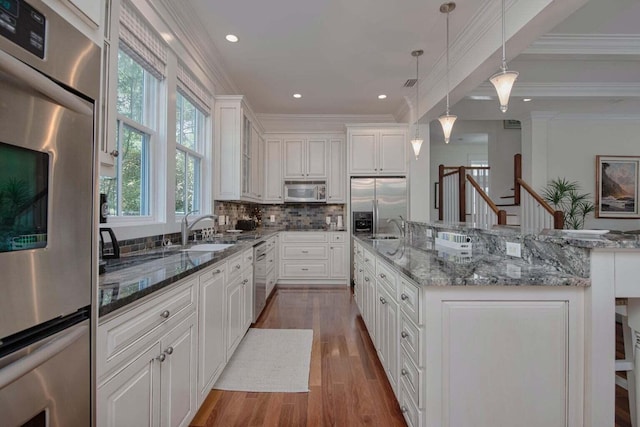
<box><xmin>264</xmin><ymin>139</ymin><xmax>283</xmax><ymax>203</ymax></box>
<box><xmin>283</xmin><ymin>137</ymin><xmax>327</xmax><ymax>179</ymax></box>
<box><xmin>347</xmin><ymin>125</ymin><xmax>408</xmax><ymax>175</ymax></box>
<box><xmin>327</xmin><ymin>137</ymin><xmax>346</xmax><ymax>203</ymax></box>
<box><xmin>214</xmin><ymin>96</ymin><xmax>264</xmax><ymax>202</ymax></box>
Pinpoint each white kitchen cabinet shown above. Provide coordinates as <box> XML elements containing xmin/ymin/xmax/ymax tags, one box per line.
<box><xmin>225</xmin><ymin>249</ymin><xmax>254</xmax><ymax>359</ymax></box>
<box><xmin>214</xmin><ymin>96</ymin><xmax>264</xmax><ymax>202</ymax></box>
<box><xmin>264</xmin><ymin>138</ymin><xmax>283</xmax><ymax>203</ymax></box>
<box><xmin>327</xmin><ymin>137</ymin><xmax>346</xmax><ymax>203</ymax></box>
<box><xmin>279</xmin><ymin>232</ymin><xmax>348</xmax><ymax>286</ymax></box>
<box><xmin>376</xmin><ymin>285</ymin><xmax>399</xmax><ymax>395</ymax></box>
<box><xmin>265</xmin><ymin>235</ymin><xmax>278</xmax><ymax>298</ymax></box>
<box><xmin>97</xmin><ymin>312</ymin><xmax>198</xmax><ymax>427</ymax></box>
<box><xmin>66</xmin><ymin>0</ymin><xmax>101</xmax><ymax>26</ymax></box>
<box><xmin>197</xmin><ymin>263</ymin><xmax>226</xmax><ymax>405</ymax></box>
<box><xmin>283</xmin><ymin>137</ymin><xmax>327</xmax><ymax>179</ymax></box>
<box><xmin>362</xmin><ymin>266</ymin><xmax>376</xmax><ymax>337</ymax></box>
<box><xmin>347</xmin><ymin>125</ymin><xmax>408</xmax><ymax>175</ymax></box>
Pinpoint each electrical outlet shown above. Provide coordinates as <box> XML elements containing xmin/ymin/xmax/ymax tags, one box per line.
<box><xmin>506</xmin><ymin>242</ymin><xmax>521</xmax><ymax>258</ymax></box>
<box><xmin>426</xmin><ymin>229</ymin><xmax>433</xmax><ymax>238</ymax></box>
<box><xmin>270</xmin><ymin>215</ymin><xmax>276</xmax><ymax>223</ymax></box>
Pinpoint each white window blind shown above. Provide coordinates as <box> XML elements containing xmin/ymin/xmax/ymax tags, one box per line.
<box><xmin>119</xmin><ymin>0</ymin><xmax>167</xmax><ymax>79</ymax></box>
<box><xmin>177</xmin><ymin>62</ymin><xmax>212</xmax><ymax>113</ymax></box>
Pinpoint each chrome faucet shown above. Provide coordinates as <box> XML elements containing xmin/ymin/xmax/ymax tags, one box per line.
<box><xmin>387</xmin><ymin>215</ymin><xmax>405</xmax><ymax>238</ymax></box>
<box><xmin>181</xmin><ymin>210</ymin><xmax>218</xmax><ymax>246</ymax></box>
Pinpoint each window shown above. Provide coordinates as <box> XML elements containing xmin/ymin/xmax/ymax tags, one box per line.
<box><xmin>100</xmin><ymin>48</ymin><xmax>159</xmax><ymax>216</ymax></box>
<box><xmin>175</xmin><ymin>92</ymin><xmax>206</xmax><ymax>215</ymax></box>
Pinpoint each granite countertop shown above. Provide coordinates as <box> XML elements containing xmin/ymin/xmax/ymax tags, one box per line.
<box><xmin>98</xmin><ymin>229</ymin><xmax>279</xmax><ymax>319</ymax></box>
<box><xmin>353</xmin><ymin>235</ymin><xmax>590</xmax><ymax>287</ymax></box>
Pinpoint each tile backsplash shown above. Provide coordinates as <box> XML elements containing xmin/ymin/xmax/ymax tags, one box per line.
<box><xmin>216</xmin><ymin>201</ymin><xmax>345</xmax><ymax>229</ymax></box>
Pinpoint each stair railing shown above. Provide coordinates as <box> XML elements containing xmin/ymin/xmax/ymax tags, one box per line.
<box><xmin>439</xmin><ymin>165</ymin><xmax>462</xmax><ymax>223</ymax></box>
<box><xmin>517</xmin><ymin>178</ymin><xmax>564</xmax><ymax>231</ymax></box>
<box><xmin>466</xmin><ymin>174</ymin><xmax>507</xmax><ymax>228</ymax></box>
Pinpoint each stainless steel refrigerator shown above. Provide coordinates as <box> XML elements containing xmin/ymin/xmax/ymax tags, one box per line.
<box><xmin>351</xmin><ymin>177</ymin><xmax>407</xmax><ymax>236</ymax></box>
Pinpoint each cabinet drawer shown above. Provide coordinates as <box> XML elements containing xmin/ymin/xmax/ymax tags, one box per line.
<box><xmin>265</xmin><ymin>236</ymin><xmax>278</xmax><ymax>251</ymax></box>
<box><xmin>363</xmin><ymin>248</ymin><xmax>375</xmax><ymax>270</ymax></box>
<box><xmin>280</xmin><ymin>232</ymin><xmax>328</xmax><ymax>243</ymax></box>
<box><xmin>281</xmin><ymin>244</ymin><xmax>328</xmax><ymax>260</ymax></box>
<box><xmin>399</xmin><ymin>380</ymin><xmax>422</xmax><ymax>427</ymax></box>
<box><xmin>243</xmin><ymin>248</ymin><xmax>254</xmax><ymax>265</ymax></box>
<box><xmin>376</xmin><ymin>259</ymin><xmax>398</xmax><ymax>299</ymax></box>
<box><xmin>227</xmin><ymin>253</ymin><xmax>244</xmax><ymax>281</ymax></box>
<box><xmin>399</xmin><ymin>275</ymin><xmax>422</xmax><ymax>326</ymax></box>
<box><xmin>331</xmin><ymin>232</ymin><xmax>347</xmax><ymax>243</ymax></box>
<box><xmin>400</xmin><ymin>349</ymin><xmax>424</xmax><ymax>408</ymax></box>
<box><xmin>281</xmin><ymin>261</ymin><xmax>329</xmax><ymax>277</ymax></box>
<box><xmin>198</xmin><ymin>262</ymin><xmax>225</xmax><ymax>283</ymax></box>
<box><xmin>97</xmin><ymin>278</ymin><xmax>197</xmax><ymax>382</ymax></box>
<box><xmin>400</xmin><ymin>315</ymin><xmax>423</xmax><ymax>368</ymax></box>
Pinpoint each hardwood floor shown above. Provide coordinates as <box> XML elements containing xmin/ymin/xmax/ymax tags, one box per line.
<box><xmin>191</xmin><ymin>287</ymin><xmax>407</xmax><ymax>427</ymax></box>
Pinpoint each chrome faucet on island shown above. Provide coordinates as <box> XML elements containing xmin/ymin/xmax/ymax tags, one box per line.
<box><xmin>181</xmin><ymin>211</ymin><xmax>218</xmax><ymax>246</ymax></box>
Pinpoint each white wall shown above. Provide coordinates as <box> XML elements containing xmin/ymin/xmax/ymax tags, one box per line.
<box><xmin>542</xmin><ymin>115</ymin><xmax>640</xmax><ymax>231</ymax></box>
<box><xmin>488</xmin><ymin>123</ymin><xmax>521</xmax><ymax>200</ymax></box>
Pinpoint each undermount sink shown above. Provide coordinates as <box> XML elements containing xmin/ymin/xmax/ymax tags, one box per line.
<box><xmin>181</xmin><ymin>243</ymin><xmax>235</xmax><ymax>252</ymax></box>
<box><xmin>371</xmin><ymin>235</ymin><xmax>400</xmax><ymax>240</ymax></box>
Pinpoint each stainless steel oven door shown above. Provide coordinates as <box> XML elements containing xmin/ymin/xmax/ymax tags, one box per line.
<box><xmin>0</xmin><ymin>47</ymin><xmax>95</xmax><ymax>338</ymax></box>
<box><xmin>0</xmin><ymin>320</ymin><xmax>89</xmax><ymax>427</ymax></box>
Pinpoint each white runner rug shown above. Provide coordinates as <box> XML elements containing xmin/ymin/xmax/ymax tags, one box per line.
<box><xmin>214</xmin><ymin>328</ymin><xmax>313</xmax><ymax>393</ymax></box>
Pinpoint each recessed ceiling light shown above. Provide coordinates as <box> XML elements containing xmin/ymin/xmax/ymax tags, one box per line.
<box><xmin>378</xmin><ymin>94</ymin><xmax>387</xmax><ymax>99</ymax></box>
<box><xmin>293</xmin><ymin>93</ymin><xmax>302</xmax><ymax>99</ymax></box>
<box><xmin>225</xmin><ymin>34</ymin><xmax>239</xmax><ymax>43</ymax></box>
<box><xmin>523</xmin><ymin>98</ymin><xmax>532</xmax><ymax>102</ymax></box>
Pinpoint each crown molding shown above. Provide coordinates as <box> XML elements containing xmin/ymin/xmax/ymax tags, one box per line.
<box><xmin>524</xmin><ymin>34</ymin><xmax>640</xmax><ymax>56</ymax></box>
<box><xmin>256</xmin><ymin>114</ymin><xmax>397</xmax><ymax>134</ymax></box>
<box><xmin>469</xmin><ymin>81</ymin><xmax>640</xmax><ymax>97</ymax></box>
<box><xmin>152</xmin><ymin>0</ymin><xmax>238</xmax><ymax>95</ymax></box>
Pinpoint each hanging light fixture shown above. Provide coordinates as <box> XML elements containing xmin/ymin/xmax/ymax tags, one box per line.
<box><xmin>438</xmin><ymin>2</ymin><xmax>457</xmax><ymax>144</ymax></box>
<box><xmin>410</xmin><ymin>49</ymin><xmax>424</xmax><ymax>159</ymax></box>
<box><xmin>489</xmin><ymin>0</ymin><xmax>518</xmax><ymax>113</ymax></box>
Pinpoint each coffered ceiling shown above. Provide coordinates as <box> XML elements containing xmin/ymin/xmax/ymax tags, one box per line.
<box><xmin>189</xmin><ymin>0</ymin><xmax>640</xmax><ymax>122</ymax></box>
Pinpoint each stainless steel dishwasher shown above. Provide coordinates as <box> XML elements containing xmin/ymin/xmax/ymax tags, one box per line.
<box><xmin>253</xmin><ymin>241</ymin><xmax>267</xmax><ymax>322</ymax></box>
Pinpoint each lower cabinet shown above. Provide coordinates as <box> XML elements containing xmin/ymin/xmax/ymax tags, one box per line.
<box><xmin>225</xmin><ymin>251</ymin><xmax>254</xmax><ymax>358</ymax></box>
<box><xmin>197</xmin><ymin>263</ymin><xmax>226</xmax><ymax>405</ymax></box>
<box><xmin>97</xmin><ymin>312</ymin><xmax>198</xmax><ymax>427</ymax></box>
<box><xmin>279</xmin><ymin>232</ymin><xmax>348</xmax><ymax>285</ymax></box>
<box><xmin>375</xmin><ymin>285</ymin><xmax>399</xmax><ymax>394</ymax></box>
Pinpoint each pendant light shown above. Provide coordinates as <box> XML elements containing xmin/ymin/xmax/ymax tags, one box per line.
<box><xmin>489</xmin><ymin>0</ymin><xmax>518</xmax><ymax>112</ymax></box>
<box><xmin>410</xmin><ymin>49</ymin><xmax>424</xmax><ymax>159</ymax></box>
<box><xmin>438</xmin><ymin>2</ymin><xmax>456</xmax><ymax>144</ymax></box>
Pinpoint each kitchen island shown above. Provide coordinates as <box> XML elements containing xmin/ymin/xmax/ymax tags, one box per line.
<box><xmin>353</xmin><ymin>223</ymin><xmax>640</xmax><ymax>427</ymax></box>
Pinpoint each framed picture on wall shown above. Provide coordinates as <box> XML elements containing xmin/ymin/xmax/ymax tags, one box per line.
<box><xmin>596</xmin><ymin>155</ymin><xmax>640</xmax><ymax>218</ymax></box>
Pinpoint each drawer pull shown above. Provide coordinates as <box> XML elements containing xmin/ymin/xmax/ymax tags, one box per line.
<box><xmin>379</xmin><ymin>273</ymin><xmax>386</xmax><ymax>279</ymax></box>
<box><xmin>364</xmin><ymin>277</ymin><xmax>370</xmax><ymax>282</ymax></box>
<box><xmin>236</xmin><ymin>264</ymin><xmax>241</xmax><ymax>269</ymax></box>
<box><xmin>365</xmin><ymin>258</ymin><xmax>370</xmax><ymax>262</ymax></box>
<box><xmin>156</xmin><ymin>353</ymin><xmax>166</xmax><ymax>362</ymax></box>
<box><xmin>401</xmin><ymin>368</ymin><xmax>408</xmax><ymax>376</ymax></box>
<box><xmin>248</xmin><ymin>256</ymin><xmax>253</xmax><ymax>260</ymax></box>
<box><xmin>379</xmin><ymin>297</ymin><xmax>387</xmax><ymax>304</ymax></box>
<box><xmin>302</xmin><ymin>268</ymin><xmax>309</xmax><ymax>271</ymax></box>
<box><xmin>401</xmin><ymin>406</ymin><xmax>408</xmax><ymax>414</ymax></box>
<box><xmin>160</xmin><ymin>310</ymin><xmax>170</xmax><ymax>319</ymax></box>
<box><xmin>302</xmin><ymin>251</ymin><xmax>309</xmax><ymax>254</ymax></box>
<box><xmin>269</xmin><ymin>260</ymin><xmax>273</xmax><ymax>263</ymax></box>
<box><xmin>213</xmin><ymin>269</ymin><xmax>221</xmax><ymax>275</ymax></box>
<box><xmin>165</xmin><ymin>346</ymin><xmax>174</xmax><ymax>355</ymax></box>
<box><xmin>400</xmin><ymin>293</ymin><xmax>409</xmax><ymax>301</ymax></box>
<box><xmin>243</xmin><ymin>279</ymin><xmax>248</xmax><ymax>284</ymax></box>
<box><xmin>359</xmin><ymin>269</ymin><xmax>363</xmax><ymax>272</ymax></box>
<box><xmin>401</xmin><ymin>331</ymin><xmax>409</xmax><ymax>339</ymax></box>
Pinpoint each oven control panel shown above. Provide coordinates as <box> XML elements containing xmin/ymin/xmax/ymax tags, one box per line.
<box><xmin>0</xmin><ymin>0</ymin><xmax>46</xmax><ymax>59</ymax></box>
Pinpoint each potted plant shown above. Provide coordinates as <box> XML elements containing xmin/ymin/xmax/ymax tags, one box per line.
<box><xmin>542</xmin><ymin>178</ymin><xmax>595</xmax><ymax>229</ymax></box>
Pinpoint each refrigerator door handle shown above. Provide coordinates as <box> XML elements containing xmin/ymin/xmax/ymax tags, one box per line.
<box><xmin>0</xmin><ymin>324</ymin><xmax>88</xmax><ymax>390</ymax></box>
<box><xmin>373</xmin><ymin>200</ymin><xmax>379</xmax><ymax>235</ymax></box>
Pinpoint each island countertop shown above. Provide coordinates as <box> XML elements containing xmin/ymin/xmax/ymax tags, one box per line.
<box><xmin>353</xmin><ymin>234</ymin><xmax>589</xmax><ymax>288</ymax></box>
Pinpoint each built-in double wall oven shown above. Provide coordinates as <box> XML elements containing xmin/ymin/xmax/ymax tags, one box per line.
<box><xmin>0</xmin><ymin>0</ymin><xmax>100</xmax><ymax>426</ymax></box>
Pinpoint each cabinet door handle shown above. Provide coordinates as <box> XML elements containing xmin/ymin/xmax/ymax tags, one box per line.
<box><xmin>243</xmin><ymin>279</ymin><xmax>248</xmax><ymax>284</ymax></box>
<box><xmin>379</xmin><ymin>296</ymin><xmax>386</xmax><ymax>304</ymax></box>
<box><xmin>248</xmin><ymin>256</ymin><xmax>253</xmax><ymax>260</ymax></box>
<box><xmin>359</xmin><ymin>269</ymin><xmax>363</xmax><ymax>272</ymax></box>
<box><xmin>364</xmin><ymin>258</ymin><xmax>370</xmax><ymax>262</ymax></box>
<box><xmin>236</xmin><ymin>264</ymin><xmax>241</xmax><ymax>269</ymax></box>
<box><xmin>401</xmin><ymin>368</ymin><xmax>408</xmax><ymax>376</ymax></box>
<box><xmin>379</xmin><ymin>273</ymin><xmax>386</xmax><ymax>279</ymax></box>
<box><xmin>330</xmin><ymin>246</ymin><xmax>334</xmax><ymax>249</ymax></box>
<box><xmin>165</xmin><ymin>346</ymin><xmax>174</xmax><ymax>355</ymax></box>
<box><xmin>364</xmin><ymin>277</ymin><xmax>370</xmax><ymax>282</ymax></box>
<box><xmin>401</xmin><ymin>406</ymin><xmax>408</xmax><ymax>414</ymax></box>
<box><xmin>400</xmin><ymin>293</ymin><xmax>408</xmax><ymax>301</ymax></box>
<box><xmin>110</xmin><ymin>149</ymin><xmax>119</xmax><ymax>157</ymax></box>
<box><xmin>401</xmin><ymin>331</ymin><xmax>409</xmax><ymax>339</ymax></box>
<box><xmin>156</xmin><ymin>353</ymin><xmax>166</xmax><ymax>362</ymax></box>
<box><xmin>160</xmin><ymin>310</ymin><xmax>170</xmax><ymax>319</ymax></box>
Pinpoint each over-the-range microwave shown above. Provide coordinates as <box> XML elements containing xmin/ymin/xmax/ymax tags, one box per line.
<box><xmin>284</xmin><ymin>181</ymin><xmax>327</xmax><ymax>203</ymax></box>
